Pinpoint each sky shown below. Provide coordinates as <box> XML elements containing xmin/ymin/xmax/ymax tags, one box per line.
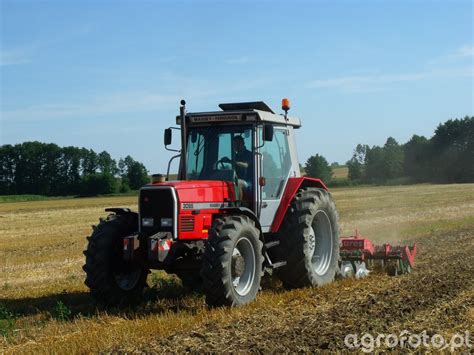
<box><xmin>1</xmin><ymin>0</ymin><xmax>473</xmax><ymax>174</ymax></box>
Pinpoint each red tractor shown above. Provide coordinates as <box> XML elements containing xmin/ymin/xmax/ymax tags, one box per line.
<box><xmin>83</xmin><ymin>99</ymin><xmax>341</xmax><ymax>307</ymax></box>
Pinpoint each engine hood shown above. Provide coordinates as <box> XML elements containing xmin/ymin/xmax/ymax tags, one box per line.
<box><xmin>148</xmin><ymin>180</ymin><xmax>237</xmax><ymax>203</ymax></box>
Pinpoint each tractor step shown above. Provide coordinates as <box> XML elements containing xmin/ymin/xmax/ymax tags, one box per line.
<box><xmin>268</xmin><ymin>261</ymin><xmax>287</xmax><ymax>269</ymax></box>
<box><xmin>265</xmin><ymin>240</ymin><xmax>280</xmax><ymax>249</ymax></box>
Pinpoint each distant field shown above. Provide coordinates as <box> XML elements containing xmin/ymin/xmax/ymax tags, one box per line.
<box><xmin>332</xmin><ymin>166</ymin><xmax>348</xmax><ymax>179</ymax></box>
<box><xmin>1</xmin><ymin>184</ymin><xmax>473</xmax><ymax>352</ymax></box>
<box><xmin>0</xmin><ymin>191</ymin><xmax>139</xmax><ymax>203</ymax></box>
<box><xmin>0</xmin><ymin>195</ymin><xmax>74</xmax><ymax>203</ymax></box>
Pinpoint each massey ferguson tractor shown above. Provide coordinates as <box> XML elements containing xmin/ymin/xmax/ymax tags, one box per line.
<box><xmin>83</xmin><ymin>99</ymin><xmax>416</xmax><ymax>307</ymax></box>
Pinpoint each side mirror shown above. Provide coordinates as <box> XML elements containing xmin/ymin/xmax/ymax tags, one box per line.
<box><xmin>191</xmin><ymin>131</ymin><xmax>198</xmax><ymax>144</ymax></box>
<box><xmin>164</xmin><ymin>128</ymin><xmax>172</xmax><ymax>146</ymax></box>
<box><xmin>263</xmin><ymin>124</ymin><xmax>274</xmax><ymax>142</ymax></box>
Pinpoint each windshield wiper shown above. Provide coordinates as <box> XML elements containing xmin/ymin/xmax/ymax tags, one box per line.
<box><xmin>194</xmin><ymin>126</ymin><xmax>218</xmax><ymax>157</ymax></box>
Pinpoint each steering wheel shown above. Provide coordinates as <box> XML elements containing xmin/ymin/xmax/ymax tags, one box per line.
<box><xmin>216</xmin><ymin>157</ymin><xmax>232</xmax><ymax>170</ymax></box>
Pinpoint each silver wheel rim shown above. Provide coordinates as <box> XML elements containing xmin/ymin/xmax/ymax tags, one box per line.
<box><xmin>231</xmin><ymin>236</ymin><xmax>256</xmax><ymax>296</ymax></box>
<box><xmin>114</xmin><ymin>269</ymin><xmax>141</xmax><ymax>291</ymax></box>
<box><xmin>308</xmin><ymin>210</ymin><xmax>333</xmax><ymax>276</ymax></box>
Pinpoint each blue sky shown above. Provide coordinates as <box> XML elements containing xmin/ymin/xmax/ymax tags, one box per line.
<box><xmin>1</xmin><ymin>0</ymin><xmax>473</xmax><ymax>173</ymax></box>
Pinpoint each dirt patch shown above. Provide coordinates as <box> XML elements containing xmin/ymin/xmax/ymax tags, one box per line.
<box><xmin>125</xmin><ymin>229</ymin><xmax>473</xmax><ymax>352</ymax></box>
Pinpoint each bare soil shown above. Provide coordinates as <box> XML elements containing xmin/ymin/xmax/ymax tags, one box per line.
<box><xmin>124</xmin><ymin>228</ymin><xmax>474</xmax><ymax>352</ymax></box>
<box><xmin>1</xmin><ymin>184</ymin><xmax>473</xmax><ymax>353</ymax></box>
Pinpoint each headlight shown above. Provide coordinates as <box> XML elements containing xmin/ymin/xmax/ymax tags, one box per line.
<box><xmin>161</xmin><ymin>218</ymin><xmax>173</xmax><ymax>227</ymax></box>
<box><xmin>142</xmin><ymin>218</ymin><xmax>154</xmax><ymax>227</ymax></box>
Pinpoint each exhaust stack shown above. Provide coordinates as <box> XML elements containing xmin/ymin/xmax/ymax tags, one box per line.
<box><xmin>179</xmin><ymin>100</ymin><xmax>187</xmax><ymax>180</ymax></box>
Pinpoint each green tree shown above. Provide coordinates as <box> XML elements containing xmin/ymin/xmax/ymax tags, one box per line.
<box><xmin>382</xmin><ymin>137</ymin><xmax>404</xmax><ymax>180</ymax></box>
<box><xmin>404</xmin><ymin>135</ymin><xmax>430</xmax><ymax>182</ymax></box>
<box><xmin>119</xmin><ymin>156</ymin><xmax>149</xmax><ymax>190</ymax></box>
<box><xmin>347</xmin><ymin>144</ymin><xmax>369</xmax><ymax>181</ymax></box>
<box><xmin>97</xmin><ymin>151</ymin><xmax>117</xmax><ymax>175</ymax></box>
<box><xmin>363</xmin><ymin>138</ymin><xmax>403</xmax><ymax>182</ymax></box>
<box><xmin>430</xmin><ymin>116</ymin><xmax>474</xmax><ymax>183</ymax></box>
<box><xmin>14</xmin><ymin>142</ymin><xmax>45</xmax><ymax>194</ymax></box>
<box><xmin>58</xmin><ymin>146</ymin><xmax>82</xmax><ymax>195</ymax></box>
<box><xmin>81</xmin><ymin>173</ymin><xmax>117</xmax><ymax>196</ymax></box>
<box><xmin>0</xmin><ymin>145</ymin><xmax>17</xmax><ymax>194</ymax></box>
<box><xmin>0</xmin><ymin>142</ymin><xmax>149</xmax><ymax>196</ymax></box>
<box><xmin>364</xmin><ymin>146</ymin><xmax>384</xmax><ymax>182</ymax></box>
<box><xmin>81</xmin><ymin>149</ymin><xmax>98</xmax><ymax>176</ymax></box>
<box><xmin>304</xmin><ymin>154</ymin><xmax>333</xmax><ymax>183</ymax></box>
<box><xmin>127</xmin><ymin>161</ymin><xmax>149</xmax><ymax>189</ymax></box>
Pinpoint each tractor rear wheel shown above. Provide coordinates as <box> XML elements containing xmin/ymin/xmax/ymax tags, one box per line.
<box><xmin>276</xmin><ymin>188</ymin><xmax>340</xmax><ymax>288</ymax></box>
<box><xmin>201</xmin><ymin>215</ymin><xmax>263</xmax><ymax>306</ymax></box>
<box><xmin>83</xmin><ymin>213</ymin><xmax>149</xmax><ymax>307</ymax></box>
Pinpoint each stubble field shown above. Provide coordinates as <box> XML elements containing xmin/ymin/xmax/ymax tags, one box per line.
<box><xmin>1</xmin><ymin>183</ymin><xmax>473</xmax><ymax>352</ymax></box>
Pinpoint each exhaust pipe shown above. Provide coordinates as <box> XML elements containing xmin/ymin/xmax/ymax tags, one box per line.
<box><xmin>179</xmin><ymin>100</ymin><xmax>187</xmax><ymax>180</ymax></box>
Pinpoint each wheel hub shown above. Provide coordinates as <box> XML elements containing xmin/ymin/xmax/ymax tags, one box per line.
<box><xmin>231</xmin><ymin>236</ymin><xmax>256</xmax><ymax>296</ymax></box>
<box><xmin>232</xmin><ymin>253</ymin><xmax>245</xmax><ymax>278</ymax></box>
<box><xmin>310</xmin><ymin>210</ymin><xmax>334</xmax><ymax>276</ymax></box>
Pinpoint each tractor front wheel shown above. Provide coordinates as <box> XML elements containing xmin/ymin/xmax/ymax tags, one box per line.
<box><xmin>201</xmin><ymin>215</ymin><xmax>263</xmax><ymax>306</ymax></box>
<box><xmin>276</xmin><ymin>188</ymin><xmax>340</xmax><ymax>288</ymax></box>
<box><xmin>83</xmin><ymin>213</ymin><xmax>149</xmax><ymax>307</ymax></box>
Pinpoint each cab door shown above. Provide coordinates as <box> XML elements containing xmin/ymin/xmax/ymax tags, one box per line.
<box><xmin>258</xmin><ymin>127</ymin><xmax>292</xmax><ymax>231</ymax></box>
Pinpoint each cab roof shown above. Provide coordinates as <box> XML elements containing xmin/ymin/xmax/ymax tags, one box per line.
<box><xmin>218</xmin><ymin>101</ymin><xmax>275</xmax><ymax>113</ymax></box>
<box><xmin>177</xmin><ymin>101</ymin><xmax>302</xmax><ymax>128</ymax></box>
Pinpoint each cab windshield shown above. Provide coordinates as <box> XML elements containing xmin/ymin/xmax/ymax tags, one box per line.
<box><xmin>186</xmin><ymin>125</ymin><xmax>254</xmax><ymax>183</ymax></box>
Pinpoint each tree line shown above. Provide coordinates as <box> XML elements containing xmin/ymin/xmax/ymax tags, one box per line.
<box><xmin>305</xmin><ymin>116</ymin><xmax>473</xmax><ymax>185</ymax></box>
<box><xmin>0</xmin><ymin>142</ymin><xmax>149</xmax><ymax>196</ymax></box>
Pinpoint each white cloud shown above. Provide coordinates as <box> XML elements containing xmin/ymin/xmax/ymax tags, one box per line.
<box><xmin>1</xmin><ymin>26</ymin><xmax>97</xmax><ymax>67</ymax></box>
<box><xmin>0</xmin><ymin>70</ymin><xmax>279</xmax><ymax>123</ymax></box>
<box><xmin>1</xmin><ymin>92</ymin><xmax>181</xmax><ymax>122</ymax></box>
<box><xmin>308</xmin><ymin>72</ymin><xmax>427</xmax><ymax>89</ymax></box>
<box><xmin>307</xmin><ymin>67</ymin><xmax>473</xmax><ymax>92</ymax></box>
<box><xmin>314</xmin><ymin>45</ymin><xmax>474</xmax><ymax>92</ymax></box>
<box><xmin>455</xmin><ymin>45</ymin><xmax>474</xmax><ymax>58</ymax></box>
<box><xmin>226</xmin><ymin>56</ymin><xmax>250</xmax><ymax>65</ymax></box>
<box><xmin>427</xmin><ymin>44</ymin><xmax>474</xmax><ymax>66</ymax></box>
<box><xmin>0</xmin><ymin>48</ymin><xmax>31</xmax><ymax>66</ymax></box>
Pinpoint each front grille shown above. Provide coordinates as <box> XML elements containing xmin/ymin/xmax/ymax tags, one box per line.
<box><xmin>180</xmin><ymin>215</ymin><xmax>195</xmax><ymax>232</ymax></box>
<box><xmin>139</xmin><ymin>187</ymin><xmax>175</xmax><ymax>236</ymax></box>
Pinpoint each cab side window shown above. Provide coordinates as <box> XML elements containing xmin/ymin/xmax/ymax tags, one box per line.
<box><xmin>262</xmin><ymin>129</ymin><xmax>291</xmax><ymax>199</ymax></box>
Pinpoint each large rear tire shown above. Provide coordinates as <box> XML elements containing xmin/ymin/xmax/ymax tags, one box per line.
<box><xmin>201</xmin><ymin>215</ymin><xmax>263</xmax><ymax>306</ymax></box>
<box><xmin>276</xmin><ymin>188</ymin><xmax>340</xmax><ymax>288</ymax></box>
<box><xmin>83</xmin><ymin>213</ymin><xmax>149</xmax><ymax>307</ymax></box>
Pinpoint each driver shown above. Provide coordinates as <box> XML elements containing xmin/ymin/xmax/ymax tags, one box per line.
<box><xmin>221</xmin><ymin>136</ymin><xmax>253</xmax><ymax>199</ymax></box>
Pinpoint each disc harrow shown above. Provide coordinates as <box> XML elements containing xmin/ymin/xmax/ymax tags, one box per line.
<box><xmin>339</xmin><ymin>230</ymin><xmax>417</xmax><ymax>278</ymax></box>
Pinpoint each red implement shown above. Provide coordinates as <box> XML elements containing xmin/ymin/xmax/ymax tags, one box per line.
<box><xmin>340</xmin><ymin>230</ymin><xmax>417</xmax><ymax>276</ymax></box>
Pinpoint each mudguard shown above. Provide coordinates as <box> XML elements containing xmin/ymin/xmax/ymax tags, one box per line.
<box><xmin>270</xmin><ymin>177</ymin><xmax>328</xmax><ymax>233</ymax></box>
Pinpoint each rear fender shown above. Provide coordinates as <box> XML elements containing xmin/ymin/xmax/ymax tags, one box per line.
<box><xmin>270</xmin><ymin>177</ymin><xmax>328</xmax><ymax>233</ymax></box>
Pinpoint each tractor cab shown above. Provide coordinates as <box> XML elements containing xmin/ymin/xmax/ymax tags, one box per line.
<box><xmin>164</xmin><ymin>100</ymin><xmax>302</xmax><ymax>231</ymax></box>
